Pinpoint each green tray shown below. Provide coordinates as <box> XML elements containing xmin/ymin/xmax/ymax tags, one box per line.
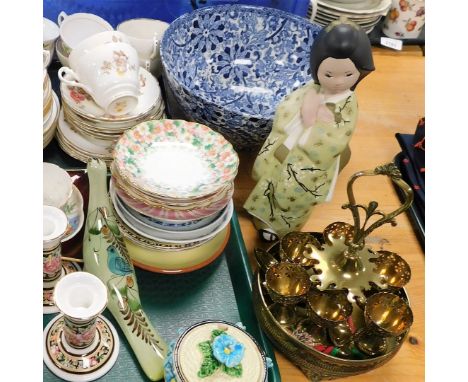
<box><xmin>43</xmin><ymin>194</ymin><xmax>281</xmax><ymax>381</ymax></box>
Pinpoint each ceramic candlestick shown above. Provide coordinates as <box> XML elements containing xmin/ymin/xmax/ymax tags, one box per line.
<box><xmin>43</xmin><ymin>272</ymin><xmax>120</xmax><ymax>381</ymax></box>
<box><xmin>82</xmin><ymin>158</ymin><xmax>168</xmax><ymax>381</ymax></box>
<box><xmin>43</xmin><ymin>205</ymin><xmax>80</xmax><ymax>314</ymax></box>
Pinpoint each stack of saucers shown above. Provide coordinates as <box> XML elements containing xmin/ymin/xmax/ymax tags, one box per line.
<box><xmin>109</xmin><ymin>119</ymin><xmax>239</xmax><ymax>273</ymax></box>
<box><xmin>309</xmin><ymin>0</ymin><xmax>392</xmax><ymax>34</ymax></box>
<box><xmin>43</xmin><ymin>70</ymin><xmax>60</xmax><ymax>148</ymax></box>
<box><xmin>56</xmin><ymin>67</ymin><xmax>165</xmax><ymax>165</ymax></box>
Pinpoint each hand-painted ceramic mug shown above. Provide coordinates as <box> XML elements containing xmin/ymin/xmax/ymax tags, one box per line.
<box><xmin>382</xmin><ymin>0</ymin><xmax>425</xmax><ymax>39</ymax></box>
<box><xmin>117</xmin><ymin>18</ymin><xmax>169</xmax><ymax>77</ymax></box>
<box><xmin>58</xmin><ymin>42</ymin><xmax>140</xmax><ymax>116</ymax></box>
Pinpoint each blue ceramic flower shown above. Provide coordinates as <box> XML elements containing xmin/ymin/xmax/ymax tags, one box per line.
<box><xmin>212</xmin><ymin>334</ymin><xmax>245</xmax><ymax>368</ymax></box>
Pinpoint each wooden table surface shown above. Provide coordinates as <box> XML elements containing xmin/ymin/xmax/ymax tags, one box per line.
<box><xmin>233</xmin><ymin>46</ymin><xmax>425</xmax><ymax>381</ymax></box>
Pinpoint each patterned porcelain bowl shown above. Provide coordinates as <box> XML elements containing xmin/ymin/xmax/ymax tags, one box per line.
<box><xmin>161</xmin><ymin>5</ymin><xmax>321</xmax><ymax>150</ymax></box>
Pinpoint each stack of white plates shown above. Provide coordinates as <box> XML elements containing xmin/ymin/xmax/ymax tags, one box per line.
<box><xmin>43</xmin><ymin>71</ymin><xmax>59</xmax><ymax>148</ymax></box>
<box><xmin>309</xmin><ymin>0</ymin><xmax>392</xmax><ymax>34</ymax></box>
<box><xmin>56</xmin><ymin>67</ymin><xmax>165</xmax><ymax>165</ymax></box>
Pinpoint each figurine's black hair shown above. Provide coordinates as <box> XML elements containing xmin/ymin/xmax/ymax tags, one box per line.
<box><xmin>309</xmin><ymin>21</ymin><xmax>375</xmax><ymax>90</ymax></box>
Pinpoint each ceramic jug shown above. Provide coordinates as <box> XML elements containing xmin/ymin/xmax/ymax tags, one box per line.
<box><xmin>82</xmin><ymin>158</ymin><xmax>168</xmax><ymax>381</ymax></box>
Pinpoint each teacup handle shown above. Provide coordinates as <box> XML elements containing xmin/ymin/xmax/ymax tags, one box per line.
<box><xmin>57</xmin><ymin>11</ymin><xmax>68</xmax><ymax>26</ymax></box>
<box><xmin>43</xmin><ymin>50</ymin><xmax>51</xmax><ymax>68</ymax></box>
<box><xmin>58</xmin><ymin>67</ymin><xmax>93</xmax><ymax>94</ymax></box>
<box><xmin>308</xmin><ymin>0</ymin><xmax>318</xmax><ymax>22</ymax></box>
<box><xmin>149</xmin><ymin>32</ymin><xmax>160</xmax><ymax>60</ymax></box>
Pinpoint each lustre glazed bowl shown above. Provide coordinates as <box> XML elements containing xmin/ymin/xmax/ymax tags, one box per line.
<box><xmin>161</xmin><ymin>5</ymin><xmax>321</xmax><ymax>150</ymax></box>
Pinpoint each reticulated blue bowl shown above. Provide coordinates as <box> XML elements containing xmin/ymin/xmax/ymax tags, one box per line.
<box><xmin>161</xmin><ymin>5</ymin><xmax>322</xmax><ymax>150</ymax></box>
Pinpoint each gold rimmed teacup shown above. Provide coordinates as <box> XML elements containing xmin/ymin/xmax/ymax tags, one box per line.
<box><xmin>265</xmin><ymin>262</ymin><xmax>311</xmax><ymax>326</ymax></box>
<box><xmin>279</xmin><ymin>232</ymin><xmax>320</xmax><ymax>267</ymax></box>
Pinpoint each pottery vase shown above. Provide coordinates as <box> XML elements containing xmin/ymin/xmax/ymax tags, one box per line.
<box><xmin>82</xmin><ymin>158</ymin><xmax>168</xmax><ymax>381</ymax></box>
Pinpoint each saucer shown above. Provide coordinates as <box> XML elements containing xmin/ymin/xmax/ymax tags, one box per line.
<box><xmin>43</xmin><ymin>260</ymin><xmax>81</xmax><ymax>314</ymax></box>
<box><xmin>43</xmin><ymin>314</ymin><xmax>120</xmax><ymax>382</ymax></box>
<box><xmin>61</xmin><ymin>67</ymin><xmax>161</xmax><ymax>121</ymax></box>
<box><xmin>62</xmin><ymin>185</ymin><xmax>85</xmax><ymax>242</ymax></box>
<box><xmin>57</xmin><ymin>108</ymin><xmax>114</xmax><ymax>156</ymax></box>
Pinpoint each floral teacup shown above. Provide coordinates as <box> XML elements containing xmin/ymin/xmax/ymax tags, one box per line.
<box><xmin>382</xmin><ymin>0</ymin><xmax>425</xmax><ymax>39</ymax></box>
<box><xmin>58</xmin><ymin>42</ymin><xmax>140</xmax><ymax>116</ymax></box>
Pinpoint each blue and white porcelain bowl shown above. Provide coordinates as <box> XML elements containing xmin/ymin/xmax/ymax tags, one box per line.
<box><xmin>161</xmin><ymin>5</ymin><xmax>321</xmax><ymax>150</ymax></box>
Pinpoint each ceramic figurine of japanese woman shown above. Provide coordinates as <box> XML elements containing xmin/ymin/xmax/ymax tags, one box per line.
<box><xmin>244</xmin><ymin>19</ymin><xmax>375</xmax><ymax>241</ymax></box>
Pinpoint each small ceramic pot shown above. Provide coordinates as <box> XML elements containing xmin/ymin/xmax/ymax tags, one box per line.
<box><xmin>164</xmin><ymin>320</ymin><xmax>269</xmax><ymax>382</ymax></box>
<box><xmin>57</xmin><ymin>11</ymin><xmax>113</xmax><ymax>53</ymax></box>
<box><xmin>117</xmin><ymin>18</ymin><xmax>169</xmax><ymax>77</ymax></box>
<box><xmin>58</xmin><ymin>42</ymin><xmax>140</xmax><ymax>116</ymax></box>
<box><xmin>43</xmin><ymin>205</ymin><xmax>68</xmax><ymax>285</ymax></box>
<box><xmin>382</xmin><ymin>0</ymin><xmax>425</xmax><ymax>39</ymax></box>
<box><xmin>54</xmin><ymin>272</ymin><xmax>108</xmax><ymax>350</ymax></box>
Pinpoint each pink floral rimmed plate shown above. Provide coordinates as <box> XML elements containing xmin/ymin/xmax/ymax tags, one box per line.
<box><xmin>113</xmin><ymin>119</ymin><xmax>239</xmax><ymax>199</ymax></box>
<box><xmin>111</xmin><ymin>179</ymin><xmax>232</xmax><ymax>221</ymax></box>
<box><xmin>60</xmin><ymin>66</ymin><xmax>161</xmax><ymax>122</ymax></box>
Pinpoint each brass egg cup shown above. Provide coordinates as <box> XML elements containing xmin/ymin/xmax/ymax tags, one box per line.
<box><xmin>265</xmin><ymin>262</ymin><xmax>311</xmax><ymax>304</ymax></box>
<box><xmin>279</xmin><ymin>232</ymin><xmax>321</xmax><ymax>267</ymax></box>
<box><xmin>364</xmin><ymin>292</ymin><xmax>413</xmax><ymax>337</ymax></box>
<box><xmin>254</xmin><ymin>248</ymin><xmax>278</xmax><ymax>272</ymax></box>
<box><xmin>265</xmin><ymin>262</ymin><xmax>312</xmax><ymax>326</ymax></box>
<box><xmin>373</xmin><ymin>251</ymin><xmax>411</xmax><ymax>289</ymax></box>
<box><xmin>306</xmin><ymin>288</ymin><xmax>353</xmax><ymax>329</ymax></box>
<box><xmin>328</xmin><ymin>321</ymin><xmax>354</xmax><ymax>348</ymax></box>
<box><xmin>354</xmin><ymin>328</ymin><xmax>388</xmax><ymax>357</ymax></box>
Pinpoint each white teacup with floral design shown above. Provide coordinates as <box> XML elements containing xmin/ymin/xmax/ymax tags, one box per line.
<box><xmin>117</xmin><ymin>19</ymin><xmax>169</xmax><ymax>76</ymax></box>
<box><xmin>382</xmin><ymin>0</ymin><xmax>425</xmax><ymax>39</ymax></box>
<box><xmin>58</xmin><ymin>42</ymin><xmax>140</xmax><ymax>116</ymax></box>
<box><xmin>70</xmin><ymin>31</ymin><xmax>130</xmax><ymax>60</ymax></box>
<box><xmin>54</xmin><ymin>272</ymin><xmax>108</xmax><ymax>350</ymax></box>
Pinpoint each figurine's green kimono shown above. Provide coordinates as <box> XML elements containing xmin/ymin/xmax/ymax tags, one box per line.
<box><xmin>243</xmin><ymin>82</ymin><xmax>358</xmax><ymax>237</ymax></box>
<box><xmin>243</xmin><ymin>19</ymin><xmax>375</xmax><ymax>239</ymax></box>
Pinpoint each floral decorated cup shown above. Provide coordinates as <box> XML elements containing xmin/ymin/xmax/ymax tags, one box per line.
<box><xmin>117</xmin><ymin>18</ymin><xmax>169</xmax><ymax>77</ymax></box>
<box><xmin>54</xmin><ymin>272</ymin><xmax>108</xmax><ymax>350</ymax></box>
<box><xmin>58</xmin><ymin>42</ymin><xmax>140</xmax><ymax>116</ymax></box>
<box><xmin>70</xmin><ymin>31</ymin><xmax>130</xmax><ymax>60</ymax></box>
<box><xmin>382</xmin><ymin>0</ymin><xmax>425</xmax><ymax>39</ymax></box>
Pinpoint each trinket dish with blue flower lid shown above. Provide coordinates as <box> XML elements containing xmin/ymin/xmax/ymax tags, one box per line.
<box><xmin>164</xmin><ymin>320</ymin><xmax>268</xmax><ymax>382</ymax></box>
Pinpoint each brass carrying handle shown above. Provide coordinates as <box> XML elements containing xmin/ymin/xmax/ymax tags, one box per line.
<box><xmin>343</xmin><ymin>163</ymin><xmax>413</xmax><ymax>250</ymax></box>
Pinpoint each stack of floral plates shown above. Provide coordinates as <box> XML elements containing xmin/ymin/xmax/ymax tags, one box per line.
<box><xmin>43</xmin><ymin>70</ymin><xmax>60</xmax><ymax>148</ymax></box>
<box><xmin>109</xmin><ymin>119</ymin><xmax>239</xmax><ymax>273</ymax></box>
<box><xmin>56</xmin><ymin>67</ymin><xmax>165</xmax><ymax>165</ymax></box>
<box><xmin>309</xmin><ymin>0</ymin><xmax>392</xmax><ymax>33</ymax></box>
